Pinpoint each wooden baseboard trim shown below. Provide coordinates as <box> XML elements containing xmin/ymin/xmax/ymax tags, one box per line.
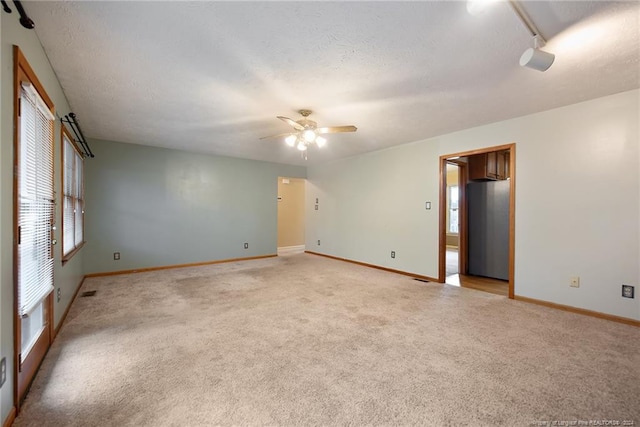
<box><xmin>514</xmin><ymin>295</ymin><xmax>640</xmax><ymax>327</ymax></box>
<box><xmin>3</xmin><ymin>406</ymin><xmax>16</xmax><ymax>427</ymax></box>
<box><xmin>277</xmin><ymin>245</ymin><xmax>306</xmax><ymax>255</ymax></box>
<box><xmin>305</xmin><ymin>251</ymin><xmax>438</xmax><ymax>283</ymax></box>
<box><xmin>84</xmin><ymin>254</ymin><xmax>278</xmax><ymax>278</ymax></box>
<box><xmin>53</xmin><ymin>276</ymin><xmax>86</xmax><ymax>339</ymax></box>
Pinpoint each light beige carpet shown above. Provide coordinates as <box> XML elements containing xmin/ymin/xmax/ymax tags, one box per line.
<box><xmin>15</xmin><ymin>254</ymin><xmax>640</xmax><ymax>426</ymax></box>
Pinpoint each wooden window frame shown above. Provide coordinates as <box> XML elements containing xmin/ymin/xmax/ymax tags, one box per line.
<box><xmin>13</xmin><ymin>45</ymin><xmax>56</xmax><ymax>409</ymax></box>
<box><xmin>61</xmin><ymin>125</ymin><xmax>85</xmax><ymax>263</ymax></box>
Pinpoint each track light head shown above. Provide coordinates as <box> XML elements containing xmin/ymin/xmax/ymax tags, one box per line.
<box><xmin>520</xmin><ymin>47</ymin><xmax>555</xmax><ymax>72</ymax></box>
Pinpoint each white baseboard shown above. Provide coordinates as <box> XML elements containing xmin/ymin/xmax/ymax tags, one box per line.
<box><xmin>277</xmin><ymin>245</ymin><xmax>306</xmax><ymax>256</ymax></box>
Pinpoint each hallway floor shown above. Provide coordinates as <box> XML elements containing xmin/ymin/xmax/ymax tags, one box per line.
<box><xmin>445</xmin><ymin>248</ymin><xmax>509</xmax><ymax>297</ymax></box>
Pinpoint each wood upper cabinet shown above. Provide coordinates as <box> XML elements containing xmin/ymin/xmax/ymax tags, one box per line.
<box><xmin>468</xmin><ymin>151</ymin><xmax>509</xmax><ymax>180</ymax></box>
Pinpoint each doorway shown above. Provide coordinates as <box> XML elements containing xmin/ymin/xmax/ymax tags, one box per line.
<box><xmin>277</xmin><ymin>177</ymin><xmax>306</xmax><ymax>255</ymax></box>
<box><xmin>439</xmin><ymin>144</ymin><xmax>515</xmax><ymax>298</ymax></box>
<box><xmin>445</xmin><ymin>163</ymin><xmax>461</xmax><ymax>276</ymax></box>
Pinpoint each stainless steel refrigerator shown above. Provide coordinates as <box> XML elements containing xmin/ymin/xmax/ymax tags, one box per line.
<box><xmin>467</xmin><ymin>180</ymin><xmax>510</xmax><ymax>280</ymax></box>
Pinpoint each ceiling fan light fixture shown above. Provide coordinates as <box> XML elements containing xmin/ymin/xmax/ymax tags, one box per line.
<box><xmin>285</xmin><ymin>134</ymin><xmax>297</xmax><ymax>147</ymax></box>
<box><xmin>315</xmin><ymin>136</ymin><xmax>327</xmax><ymax>147</ymax></box>
<box><xmin>261</xmin><ymin>109</ymin><xmax>356</xmax><ymax>158</ymax></box>
<box><xmin>303</xmin><ymin>129</ymin><xmax>316</xmax><ymax>142</ymax></box>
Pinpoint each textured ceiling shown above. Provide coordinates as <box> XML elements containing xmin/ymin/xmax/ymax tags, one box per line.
<box><xmin>26</xmin><ymin>1</ymin><xmax>640</xmax><ymax>166</ymax></box>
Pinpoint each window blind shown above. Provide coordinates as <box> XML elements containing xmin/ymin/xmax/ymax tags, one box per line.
<box><xmin>62</xmin><ymin>133</ymin><xmax>84</xmax><ymax>256</ymax></box>
<box><xmin>18</xmin><ymin>82</ymin><xmax>55</xmax><ymax>316</ymax></box>
<box><xmin>75</xmin><ymin>155</ymin><xmax>84</xmax><ymax>244</ymax></box>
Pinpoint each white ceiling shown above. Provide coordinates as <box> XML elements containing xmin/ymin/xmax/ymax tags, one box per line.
<box><xmin>26</xmin><ymin>1</ymin><xmax>640</xmax><ymax>166</ymax></box>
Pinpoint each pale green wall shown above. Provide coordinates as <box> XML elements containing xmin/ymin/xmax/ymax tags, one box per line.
<box><xmin>83</xmin><ymin>139</ymin><xmax>306</xmax><ymax>274</ymax></box>
<box><xmin>1</xmin><ymin>13</ymin><xmax>85</xmax><ymax>421</ymax></box>
<box><xmin>307</xmin><ymin>89</ymin><xmax>640</xmax><ymax>321</ymax></box>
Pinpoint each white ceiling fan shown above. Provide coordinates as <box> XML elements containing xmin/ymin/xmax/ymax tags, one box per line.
<box><xmin>260</xmin><ymin>109</ymin><xmax>357</xmax><ymax>157</ymax></box>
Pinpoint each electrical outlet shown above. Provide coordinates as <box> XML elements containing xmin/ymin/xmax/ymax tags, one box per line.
<box><xmin>1</xmin><ymin>357</ymin><xmax>6</xmax><ymax>388</ymax></box>
<box><xmin>317</xmin><ymin>240</ymin><xmax>321</xmax><ymax>246</ymax></box>
<box><xmin>113</xmin><ymin>252</ymin><xmax>120</xmax><ymax>261</ymax></box>
<box><xmin>391</xmin><ymin>251</ymin><xmax>396</xmax><ymax>259</ymax></box>
<box><xmin>244</xmin><ymin>242</ymin><xmax>249</xmax><ymax>249</ymax></box>
<box><xmin>622</xmin><ymin>285</ymin><xmax>634</xmax><ymax>299</ymax></box>
<box><xmin>315</xmin><ymin>205</ymin><xmax>318</xmax><ymax>210</ymax></box>
<box><xmin>56</xmin><ymin>288</ymin><xmax>61</xmax><ymax>303</ymax></box>
<box><xmin>570</xmin><ymin>277</ymin><xmax>580</xmax><ymax>288</ymax></box>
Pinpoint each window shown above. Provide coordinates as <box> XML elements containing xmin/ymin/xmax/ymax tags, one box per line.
<box><xmin>62</xmin><ymin>128</ymin><xmax>84</xmax><ymax>260</ymax></box>
<box><xmin>448</xmin><ymin>185</ymin><xmax>459</xmax><ymax>234</ymax></box>
<box><xmin>18</xmin><ymin>81</ymin><xmax>55</xmax><ymax>320</ymax></box>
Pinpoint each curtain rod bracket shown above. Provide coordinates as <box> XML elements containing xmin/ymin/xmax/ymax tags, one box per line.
<box><xmin>61</xmin><ymin>113</ymin><xmax>95</xmax><ymax>158</ymax></box>
<box><xmin>12</xmin><ymin>1</ymin><xmax>34</xmax><ymax>29</ymax></box>
<box><xmin>1</xmin><ymin>0</ymin><xmax>12</xmax><ymax>14</ymax></box>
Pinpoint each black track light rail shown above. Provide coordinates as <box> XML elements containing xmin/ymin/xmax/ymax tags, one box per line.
<box><xmin>61</xmin><ymin>113</ymin><xmax>95</xmax><ymax>158</ymax></box>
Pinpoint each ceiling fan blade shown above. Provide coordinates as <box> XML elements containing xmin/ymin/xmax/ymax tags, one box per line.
<box><xmin>317</xmin><ymin>125</ymin><xmax>357</xmax><ymax>134</ymax></box>
<box><xmin>259</xmin><ymin>132</ymin><xmax>294</xmax><ymax>140</ymax></box>
<box><xmin>277</xmin><ymin>116</ymin><xmax>305</xmax><ymax>131</ymax></box>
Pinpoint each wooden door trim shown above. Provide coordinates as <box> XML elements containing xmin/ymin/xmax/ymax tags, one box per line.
<box><xmin>13</xmin><ymin>45</ymin><xmax>56</xmax><ymax>410</ymax></box>
<box><xmin>458</xmin><ymin>164</ymin><xmax>468</xmax><ymax>276</ymax></box>
<box><xmin>438</xmin><ymin>143</ymin><xmax>516</xmax><ymax>299</ymax></box>
<box><xmin>441</xmin><ymin>161</ymin><xmax>467</xmax><ymax>276</ymax></box>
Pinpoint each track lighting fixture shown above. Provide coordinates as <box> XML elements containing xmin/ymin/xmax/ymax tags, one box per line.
<box><xmin>507</xmin><ymin>1</ymin><xmax>555</xmax><ymax>72</ymax></box>
<box><xmin>466</xmin><ymin>0</ymin><xmax>499</xmax><ymax>16</ymax></box>
<box><xmin>467</xmin><ymin>0</ymin><xmax>556</xmax><ymax>72</ymax></box>
<box><xmin>519</xmin><ymin>35</ymin><xmax>555</xmax><ymax>72</ymax></box>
